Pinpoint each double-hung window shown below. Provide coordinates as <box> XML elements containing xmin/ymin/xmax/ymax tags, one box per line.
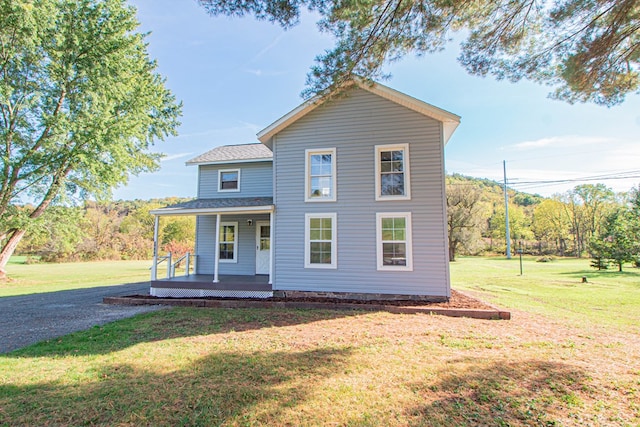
<box><xmin>304</xmin><ymin>213</ymin><xmax>337</xmax><ymax>268</ymax></box>
<box><xmin>219</xmin><ymin>222</ymin><xmax>238</xmax><ymax>263</ymax></box>
<box><xmin>305</xmin><ymin>148</ymin><xmax>336</xmax><ymax>202</ymax></box>
<box><xmin>375</xmin><ymin>144</ymin><xmax>411</xmax><ymax>201</ymax></box>
<box><xmin>376</xmin><ymin>212</ymin><xmax>412</xmax><ymax>271</ymax></box>
<box><xmin>218</xmin><ymin>169</ymin><xmax>240</xmax><ymax>192</ymax></box>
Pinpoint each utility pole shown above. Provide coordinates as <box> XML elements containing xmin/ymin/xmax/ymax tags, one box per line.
<box><xmin>503</xmin><ymin>160</ymin><xmax>511</xmax><ymax>259</ymax></box>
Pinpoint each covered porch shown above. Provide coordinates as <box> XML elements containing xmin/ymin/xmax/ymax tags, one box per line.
<box><xmin>149</xmin><ymin>197</ymin><xmax>274</xmax><ymax>298</ymax></box>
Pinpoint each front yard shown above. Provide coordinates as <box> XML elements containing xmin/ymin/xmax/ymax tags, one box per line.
<box><xmin>0</xmin><ymin>257</ymin><xmax>638</xmax><ymax>425</ymax></box>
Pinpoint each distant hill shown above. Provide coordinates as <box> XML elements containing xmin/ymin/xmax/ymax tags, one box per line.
<box><xmin>447</xmin><ymin>173</ymin><xmax>544</xmax><ymax>207</ymax></box>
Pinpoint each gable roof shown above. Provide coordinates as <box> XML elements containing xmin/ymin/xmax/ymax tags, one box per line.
<box><xmin>186</xmin><ymin>143</ymin><xmax>272</xmax><ymax>166</ymax></box>
<box><xmin>257</xmin><ymin>80</ymin><xmax>461</xmax><ymax>146</ymax></box>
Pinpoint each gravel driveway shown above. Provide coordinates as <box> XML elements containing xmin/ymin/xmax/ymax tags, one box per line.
<box><xmin>0</xmin><ymin>282</ymin><xmax>165</xmax><ymax>354</ymax></box>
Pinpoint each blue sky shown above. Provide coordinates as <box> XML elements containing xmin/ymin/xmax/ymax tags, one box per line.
<box><xmin>115</xmin><ymin>0</ymin><xmax>640</xmax><ymax>200</ymax></box>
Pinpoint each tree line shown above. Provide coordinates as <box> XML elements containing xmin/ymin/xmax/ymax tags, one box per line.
<box><xmin>12</xmin><ymin>176</ymin><xmax>639</xmax><ymax>271</ymax></box>
<box><xmin>446</xmin><ymin>175</ymin><xmax>640</xmax><ymax>270</ymax></box>
<box><xmin>15</xmin><ymin>198</ymin><xmax>194</xmax><ymax>263</ymax></box>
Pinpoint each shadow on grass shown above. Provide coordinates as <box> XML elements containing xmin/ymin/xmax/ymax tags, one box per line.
<box><xmin>559</xmin><ymin>269</ymin><xmax>639</xmax><ymax>279</ymax></box>
<box><xmin>0</xmin><ymin>346</ymin><xmax>353</xmax><ymax>426</ymax></box>
<box><xmin>4</xmin><ymin>307</ymin><xmax>360</xmax><ymax>357</ymax></box>
<box><xmin>407</xmin><ymin>359</ymin><xmax>589</xmax><ymax>426</ymax></box>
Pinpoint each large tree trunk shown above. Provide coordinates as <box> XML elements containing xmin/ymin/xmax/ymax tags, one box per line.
<box><xmin>0</xmin><ymin>229</ymin><xmax>27</xmax><ymax>279</ymax></box>
<box><xmin>0</xmin><ymin>172</ymin><xmax>64</xmax><ymax>279</ymax></box>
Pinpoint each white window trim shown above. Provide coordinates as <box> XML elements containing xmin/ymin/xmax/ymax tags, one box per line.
<box><xmin>304</xmin><ymin>148</ymin><xmax>337</xmax><ymax>202</ymax></box>
<box><xmin>376</xmin><ymin>212</ymin><xmax>413</xmax><ymax>271</ymax></box>
<box><xmin>219</xmin><ymin>221</ymin><xmax>238</xmax><ymax>263</ymax></box>
<box><xmin>218</xmin><ymin>169</ymin><xmax>241</xmax><ymax>192</ymax></box>
<box><xmin>304</xmin><ymin>213</ymin><xmax>337</xmax><ymax>269</ymax></box>
<box><xmin>374</xmin><ymin>143</ymin><xmax>411</xmax><ymax>201</ymax></box>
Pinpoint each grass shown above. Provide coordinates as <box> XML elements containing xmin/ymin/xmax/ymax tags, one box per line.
<box><xmin>0</xmin><ymin>256</ymin><xmax>639</xmax><ymax>425</ymax></box>
<box><xmin>450</xmin><ymin>256</ymin><xmax>640</xmax><ymax>333</ymax></box>
<box><xmin>0</xmin><ymin>257</ymin><xmax>151</xmax><ymax>297</ymax></box>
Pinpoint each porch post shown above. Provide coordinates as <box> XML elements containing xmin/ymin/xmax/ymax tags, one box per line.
<box><xmin>151</xmin><ymin>215</ymin><xmax>159</xmax><ymax>281</ymax></box>
<box><xmin>268</xmin><ymin>210</ymin><xmax>274</xmax><ymax>285</ymax></box>
<box><xmin>213</xmin><ymin>213</ymin><xmax>221</xmax><ymax>283</ymax></box>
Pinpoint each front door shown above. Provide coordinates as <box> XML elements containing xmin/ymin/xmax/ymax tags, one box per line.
<box><xmin>255</xmin><ymin>221</ymin><xmax>270</xmax><ymax>275</ymax></box>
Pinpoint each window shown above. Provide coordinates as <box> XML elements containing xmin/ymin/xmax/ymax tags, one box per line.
<box><xmin>219</xmin><ymin>222</ymin><xmax>238</xmax><ymax>262</ymax></box>
<box><xmin>375</xmin><ymin>144</ymin><xmax>411</xmax><ymax>201</ymax></box>
<box><xmin>304</xmin><ymin>213</ymin><xmax>337</xmax><ymax>268</ymax></box>
<box><xmin>305</xmin><ymin>148</ymin><xmax>336</xmax><ymax>202</ymax></box>
<box><xmin>376</xmin><ymin>212</ymin><xmax>412</xmax><ymax>271</ymax></box>
<box><xmin>218</xmin><ymin>169</ymin><xmax>240</xmax><ymax>192</ymax></box>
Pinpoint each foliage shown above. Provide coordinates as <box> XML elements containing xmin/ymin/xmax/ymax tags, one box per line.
<box><xmin>13</xmin><ymin>198</ymin><xmax>195</xmax><ymax>263</ymax></box>
<box><xmin>590</xmin><ymin>204</ymin><xmax>640</xmax><ymax>272</ymax></box>
<box><xmin>0</xmin><ymin>0</ymin><xmax>182</xmax><ymax>277</ymax></box>
<box><xmin>562</xmin><ymin>184</ymin><xmax>616</xmax><ymax>257</ymax></box>
<box><xmin>17</xmin><ymin>205</ymin><xmax>86</xmax><ymax>262</ymax></box>
<box><xmin>489</xmin><ymin>203</ymin><xmax>534</xmax><ymax>245</ymax></box>
<box><xmin>445</xmin><ymin>176</ymin><xmax>487</xmax><ymax>261</ymax></box>
<box><xmin>198</xmin><ymin>0</ymin><xmax>639</xmax><ymax>105</ymax></box>
<box><xmin>532</xmin><ymin>198</ymin><xmax>571</xmax><ymax>256</ymax></box>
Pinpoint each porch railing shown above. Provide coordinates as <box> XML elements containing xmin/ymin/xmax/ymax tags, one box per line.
<box><xmin>151</xmin><ymin>252</ymin><xmax>196</xmax><ymax>281</ymax></box>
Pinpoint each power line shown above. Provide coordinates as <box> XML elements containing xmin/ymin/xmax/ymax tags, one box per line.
<box><xmin>508</xmin><ymin>170</ymin><xmax>640</xmax><ymax>190</ymax></box>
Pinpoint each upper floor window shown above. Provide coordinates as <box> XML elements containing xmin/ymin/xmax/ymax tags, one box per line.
<box><xmin>375</xmin><ymin>144</ymin><xmax>411</xmax><ymax>201</ymax></box>
<box><xmin>305</xmin><ymin>148</ymin><xmax>336</xmax><ymax>202</ymax></box>
<box><xmin>218</xmin><ymin>169</ymin><xmax>240</xmax><ymax>192</ymax></box>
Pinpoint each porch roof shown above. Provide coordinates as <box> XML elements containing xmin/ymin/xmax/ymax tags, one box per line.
<box><xmin>150</xmin><ymin>197</ymin><xmax>274</xmax><ymax>216</ymax></box>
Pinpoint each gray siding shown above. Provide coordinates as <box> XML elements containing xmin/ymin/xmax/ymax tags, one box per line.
<box><xmin>196</xmin><ymin>214</ymin><xmax>271</xmax><ymax>275</ymax></box>
<box><xmin>273</xmin><ymin>88</ymin><xmax>450</xmax><ymax>297</ymax></box>
<box><xmin>198</xmin><ymin>161</ymin><xmax>273</xmax><ymax>199</ymax></box>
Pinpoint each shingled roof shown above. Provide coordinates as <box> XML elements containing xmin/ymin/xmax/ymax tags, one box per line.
<box><xmin>187</xmin><ymin>143</ymin><xmax>272</xmax><ymax>166</ymax></box>
<box><xmin>150</xmin><ymin>197</ymin><xmax>274</xmax><ymax>216</ymax></box>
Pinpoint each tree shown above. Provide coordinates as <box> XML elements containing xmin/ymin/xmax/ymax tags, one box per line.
<box><xmin>15</xmin><ymin>205</ymin><xmax>85</xmax><ymax>261</ymax></box>
<box><xmin>198</xmin><ymin>0</ymin><xmax>639</xmax><ymax>105</ymax></box>
<box><xmin>489</xmin><ymin>203</ymin><xmax>533</xmax><ymax>252</ymax></box>
<box><xmin>532</xmin><ymin>198</ymin><xmax>571</xmax><ymax>255</ymax></box>
<box><xmin>562</xmin><ymin>184</ymin><xmax>615</xmax><ymax>257</ymax></box>
<box><xmin>0</xmin><ymin>0</ymin><xmax>181</xmax><ymax>278</ymax></box>
<box><xmin>590</xmin><ymin>207</ymin><xmax>639</xmax><ymax>271</ymax></box>
<box><xmin>446</xmin><ymin>178</ymin><xmax>487</xmax><ymax>261</ymax></box>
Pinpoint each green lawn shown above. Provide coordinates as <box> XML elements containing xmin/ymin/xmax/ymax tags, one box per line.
<box><xmin>0</xmin><ymin>257</ymin><xmax>638</xmax><ymax>425</ymax></box>
<box><xmin>0</xmin><ymin>257</ymin><xmax>151</xmax><ymax>297</ymax></box>
<box><xmin>450</xmin><ymin>256</ymin><xmax>640</xmax><ymax>333</ymax></box>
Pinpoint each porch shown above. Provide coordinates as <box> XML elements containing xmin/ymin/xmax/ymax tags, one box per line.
<box><xmin>149</xmin><ymin>197</ymin><xmax>275</xmax><ymax>298</ymax></box>
<box><xmin>151</xmin><ymin>274</ymin><xmax>272</xmax><ymax>298</ymax></box>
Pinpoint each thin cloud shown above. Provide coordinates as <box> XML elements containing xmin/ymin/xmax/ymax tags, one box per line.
<box><xmin>243</xmin><ymin>68</ymin><xmax>289</xmax><ymax>77</ymax></box>
<box><xmin>249</xmin><ymin>33</ymin><xmax>286</xmax><ymax>63</ymax></box>
<box><xmin>506</xmin><ymin>135</ymin><xmax>613</xmax><ymax>151</ymax></box>
<box><xmin>161</xmin><ymin>152</ymin><xmax>194</xmax><ymax>162</ymax></box>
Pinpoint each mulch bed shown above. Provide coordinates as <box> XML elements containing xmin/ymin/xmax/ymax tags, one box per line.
<box><xmin>120</xmin><ymin>289</ymin><xmax>491</xmax><ymax>309</ymax></box>
<box><xmin>105</xmin><ymin>289</ymin><xmax>510</xmax><ymax>320</ymax></box>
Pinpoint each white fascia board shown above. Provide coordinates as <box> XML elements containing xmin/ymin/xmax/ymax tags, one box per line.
<box><xmin>150</xmin><ymin>205</ymin><xmax>274</xmax><ymax>217</ymax></box>
<box><xmin>185</xmin><ymin>158</ymin><xmax>273</xmax><ymax>167</ymax></box>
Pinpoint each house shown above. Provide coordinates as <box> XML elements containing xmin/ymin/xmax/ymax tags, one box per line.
<box><xmin>149</xmin><ymin>80</ymin><xmax>460</xmax><ymax>301</ymax></box>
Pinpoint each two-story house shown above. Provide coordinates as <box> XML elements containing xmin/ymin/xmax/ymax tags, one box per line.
<box><xmin>150</xmin><ymin>80</ymin><xmax>460</xmax><ymax>301</ymax></box>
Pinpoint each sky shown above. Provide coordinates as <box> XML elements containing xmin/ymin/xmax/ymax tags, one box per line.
<box><xmin>114</xmin><ymin>0</ymin><xmax>640</xmax><ymax>200</ymax></box>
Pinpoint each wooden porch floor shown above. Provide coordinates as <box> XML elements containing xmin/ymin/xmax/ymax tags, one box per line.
<box><xmin>151</xmin><ymin>274</ymin><xmax>271</xmax><ymax>291</ymax></box>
